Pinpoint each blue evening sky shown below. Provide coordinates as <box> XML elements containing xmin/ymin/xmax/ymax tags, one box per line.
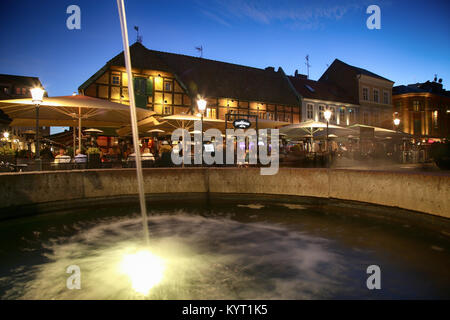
<box><xmin>0</xmin><ymin>0</ymin><xmax>449</xmax><ymax>96</ymax></box>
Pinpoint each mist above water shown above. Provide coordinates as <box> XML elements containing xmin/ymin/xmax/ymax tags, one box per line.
<box><xmin>1</xmin><ymin>213</ymin><xmax>353</xmax><ymax>300</ymax></box>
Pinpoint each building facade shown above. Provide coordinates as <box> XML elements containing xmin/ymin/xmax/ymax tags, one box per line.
<box><xmin>287</xmin><ymin>73</ymin><xmax>359</xmax><ymax>127</ymax></box>
<box><xmin>319</xmin><ymin>59</ymin><xmax>394</xmax><ymax>128</ymax></box>
<box><xmin>393</xmin><ymin>80</ymin><xmax>450</xmax><ymax>139</ymax></box>
<box><xmin>78</xmin><ymin>43</ymin><xmax>302</xmax><ymax>126</ymax></box>
<box><xmin>0</xmin><ymin>74</ymin><xmax>50</xmax><ymax>137</ymax></box>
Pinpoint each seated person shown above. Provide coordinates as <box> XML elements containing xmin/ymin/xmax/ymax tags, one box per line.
<box><xmin>55</xmin><ymin>148</ymin><xmax>71</xmax><ymax>163</ymax></box>
<box><xmin>127</xmin><ymin>148</ymin><xmax>155</xmax><ymax>162</ymax></box>
<box><xmin>141</xmin><ymin>148</ymin><xmax>155</xmax><ymax>161</ymax></box>
<box><xmin>74</xmin><ymin>149</ymin><xmax>87</xmax><ymax>163</ymax></box>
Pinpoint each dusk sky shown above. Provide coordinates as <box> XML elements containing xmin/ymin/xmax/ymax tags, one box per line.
<box><xmin>1</xmin><ymin>0</ymin><xmax>449</xmax><ymax>98</ymax></box>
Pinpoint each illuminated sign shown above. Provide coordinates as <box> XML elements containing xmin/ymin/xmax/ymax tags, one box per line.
<box><xmin>233</xmin><ymin>119</ymin><xmax>251</xmax><ymax>129</ymax></box>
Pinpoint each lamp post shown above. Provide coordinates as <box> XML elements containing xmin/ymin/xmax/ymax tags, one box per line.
<box><xmin>394</xmin><ymin>117</ymin><xmax>400</xmax><ymax>132</ymax></box>
<box><xmin>324</xmin><ymin>109</ymin><xmax>332</xmax><ymax>166</ymax></box>
<box><xmin>1</xmin><ymin>131</ymin><xmax>9</xmax><ymax>148</ymax></box>
<box><xmin>31</xmin><ymin>87</ymin><xmax>44</xmax><ymax>171</ymax></box>
<box><xmin>197</xmin><ymin>98</ymin><xmax>207</xmax><ymax>166</ymax></box>
<box><xmin>393</xmin><ymin>117</ymin><xmax>404</xmax><ymax>163</ymax></box>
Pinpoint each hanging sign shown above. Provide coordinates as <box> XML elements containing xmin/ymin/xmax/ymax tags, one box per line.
<box><xmin>233</xmin><ymin>119</ymin><xmax>251</xmax><ymax>129</ymax></box>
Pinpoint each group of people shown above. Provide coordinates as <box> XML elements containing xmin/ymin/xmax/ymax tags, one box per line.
<box><xmin>54</xmin><ymin>148</ymin><xmax>87</xmax><ymax>164</ymax></box>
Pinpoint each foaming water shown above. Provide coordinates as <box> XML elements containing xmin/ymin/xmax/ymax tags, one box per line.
<box><xmin>1</xmin><ymin>201</ymin><xmax>449</xmax><ymax>300</ymax></box>
<box><xmin>1</xmin><ymin>213</ymin><xmax>355</xmax><ymax>300</ymax></box>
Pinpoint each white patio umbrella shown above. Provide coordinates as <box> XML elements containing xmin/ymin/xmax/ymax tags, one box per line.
<box><xmin>280</xmin><ymin>120</ymin><xmax>353</xmax><ymax>138</ymax></box>
<box><xmin>157</xmin><ymin>114</ymin><xmax>224</xmax><ymax>132</ymax></box>
<box><xmin>84</xmin><ymin>128</ymin><xmax>104</xmax><ymax>134</ymax></box>
<box><xmin>147</xmin><ymin>129</ymin><xmax>165</xmax><ymax>134</ymax></box>
<box><xmin>348</xmin><ymin>124</ymin><xmax>407</xmax><ymax>136</ymax></box>
<box><xmin>0</xmin><ymin>95</ymin><xmax>155</xmax><ymax>153</ymax></box>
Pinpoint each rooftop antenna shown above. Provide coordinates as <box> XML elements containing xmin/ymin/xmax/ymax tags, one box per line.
<box><xmin>134</xmin><ymin>26</ymin><xmax>142</xmax><ymax>43</ymax></box>
<box><xmin>195</xmin><ymin>45</ymin><xmax>203</xmax><ymax>58</ymax></box>
<box><xmin>305</xmin><ymin>55</ymin><xmax>311</xmax><ymax>79</ymax></box>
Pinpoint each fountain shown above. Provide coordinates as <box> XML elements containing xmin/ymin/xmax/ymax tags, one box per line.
<box><xmin>0</xmin><ymin>195</ymin><xmax>449</xmax><ymax>299</ymax></box>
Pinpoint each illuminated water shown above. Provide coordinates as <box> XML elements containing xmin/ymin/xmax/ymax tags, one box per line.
<box><xmin>0</xmin><ymin>196</ymin><xmax>449</xmax><ymax>299</ymax></box>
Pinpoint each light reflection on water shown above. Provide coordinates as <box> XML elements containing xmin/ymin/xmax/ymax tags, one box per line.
<box><xmin>0</xmin><ymin>201</ymin><xmax>449</xmax><ymax>299</ymax></box>
<box><xmin>1</xmin><ymin>214</ymin><xmax>351</xmax><ymax>299</ymax></box>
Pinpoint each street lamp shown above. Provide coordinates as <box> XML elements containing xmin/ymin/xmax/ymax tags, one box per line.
<box><xmin>197</xmin><ymin>98</ymin><xmax>207</xmax><ymax>165</ymax></box>
<box><xmin>394</xmin><ymin>117</ymin><xmax>400</xmax><ymax>130</ymax></box>
<box><xmin>31</xmin><ymin>87</ymin><xmax>44</xmax><ymax>170</ymax></box>
<box><xmin>324</xmin><ymin>109</ymin><xmax>332</xmax><ymax>167</ymax></box>
<box><xmin>393</xmin><ymin>117</ymin><xmax>406</xmax><ymax>163</ymax></box>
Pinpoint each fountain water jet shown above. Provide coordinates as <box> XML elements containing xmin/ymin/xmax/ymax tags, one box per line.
<box><xmin>117</xmin><ymin>0</ymin><xmax>149</xmax><ymax>246</ymax></box>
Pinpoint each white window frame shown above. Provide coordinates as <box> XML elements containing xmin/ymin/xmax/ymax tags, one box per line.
<box><xmin>306</xmin><ymin>103</ymin><xmax>314</xmax><ymax>120</ymax></box>
<box><xmin>318</xmin><ymin>105</ymin><xmax>325</xmax><ymax>121</ymax></box>
<box><xmin>329</xmin><ymin>106</ymin><xmax>336</xmax><ymax>121</ymax></box>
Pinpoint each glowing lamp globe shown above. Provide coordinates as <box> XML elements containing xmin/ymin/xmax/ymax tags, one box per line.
<box><xmin>30</xmin><ymin>87</ymin><xmax>44</xmax><ymax>105</ymax></box>
<box><xmin>324</xmin><ymin>109</ymin><xmax>332</xmax><ymax>122</ymax></box>
<box><xmin>197</xmin><ymin>98</ymin><xmax>207</xmax><ymax>112</ymax></box>
<box><xmin>394</xmin><ymin>118</ymin><xmax>400</xmax><ymax>126</ymax></box>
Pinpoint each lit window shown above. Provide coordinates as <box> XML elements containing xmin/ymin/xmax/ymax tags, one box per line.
<box><xmin>319</xmin><ymin>105</ymin><xmax>325</xmax><ymax>120</ymax></box>
<box><xmin>330</xmin><ymin>107</ymin><xmax>336</xmax><ymax>121</ymax></box>
<box><xmin>164</xmin><ymin>82</ymin><xmax>172</xmax><ymax>91</ymax></box>
<box><xmin>112</xmin><ymin>75</ymin><xmax>120</xmax><ymax>85</ymax></box>
<box><xmin>339</xmin><ymin>108</ymin><xmax>345</xmax><ymax>124</ymax></box>
<box><xmin>307</xmin><ymin>104</ymin><xmax>314</xmax><ymax>119</ymax></box>
<box><xmin>373</xmin><ymin>89</ymin><xmax>379</xmax><ymax>103</ymax></box>
<box><xmin>433</xmin><ymin>110</ymin><xmax>438</xmax><ymax>128</ymax></box>
<box><xmin>362</xmin><ymin>88</ymin><xmax>369</xmax><ymax>101</ymax></box>
<box><xmin>15</xmin><ymin>87</ymin><xmax>22</xmax><ymax>95</ymax></box>
<box><xmin>163</xmin><ymin>105</ymin><xmax>172</xmax><ymax>115</ymax></box>
<box><xmin>413</xmin><ymin>101</ymin><xmax>420</xmax><ymax>112</ymax></box>
<box><xmin>206</xmin><ymin>107</ymin><xmax>217</xmax><ymax>119</ymax></box>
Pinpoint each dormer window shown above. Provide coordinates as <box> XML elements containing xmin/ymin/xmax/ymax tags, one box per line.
<box><xmin>304</xmin><ymin>84</ymin><xmax>315</xmax><ymax>93</ymax></box>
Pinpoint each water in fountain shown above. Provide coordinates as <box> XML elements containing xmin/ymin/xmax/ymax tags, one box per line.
<box><xmin>0</xmin><ymin>199</ymin><xmax>449</xmax><ymax>299</ymax></box>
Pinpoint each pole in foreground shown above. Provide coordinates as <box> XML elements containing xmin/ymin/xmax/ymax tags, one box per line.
<box><xmin>117</xmin><ymin>0</ymin><xmax>149</xmax><ymax>245</ymax></box>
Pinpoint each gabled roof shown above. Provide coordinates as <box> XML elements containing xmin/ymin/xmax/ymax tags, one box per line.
<box><xmin>79</xmin><ymin>42</ymin><xmax>300</xmax><ymax>106</ymax></box>
<box><xmin>288</xmin><ymin>76</ymin><xmax>358</xmax><ymax>105</ymax></box>
<box><xmin>0</xmin><ymin>74</ymin><xmax>42</xmax><ymax>87</ymax></box>
<box><xmin>0</xmin><ymin>74</ymin><xmax>44</xmax><ymax>99</ymax></box>
<box><xmin>321</xmin><ymin>59</ymin><xmax>394</xmax><ymax>83</ymax></box>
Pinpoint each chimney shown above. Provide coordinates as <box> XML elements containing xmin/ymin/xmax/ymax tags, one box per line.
<box><xmin>265</xmin><ymin>66</ymin><xmax>275</xmax><ymax>72</ymax></box>
<box><xmin>294</xmin><ymin>69</ymin><xmax>299</xmax><ymax>77</ymax></box>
